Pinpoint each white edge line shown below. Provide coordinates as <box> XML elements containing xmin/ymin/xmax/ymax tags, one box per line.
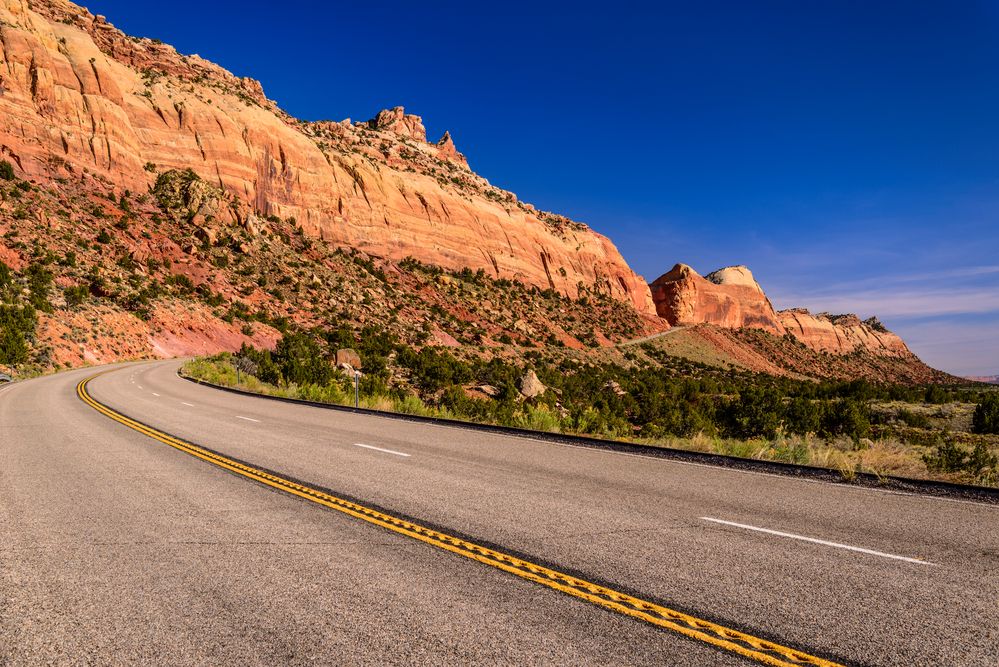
<box><xmin>181</xmin><ymin>402</ymin><xmax>195</xmax><ymax>407</ymax></box>
<box><xmin>534</xmin><ymin>438</ymin><xmax>992</xmax><ymax>509</ymax></box>
<box><xmin>700</xmin><ymin>517</ymin><xmax>936</xmax><ymax>565</ymax></box>
<box><xmin>152</xmin><ymin>392</ymin><xmax>160</xmax><ymax>397</ymax></box>
<box><xmin>167</xmin><ymin>363</ymin><xmax>991</xmax><ymax>509</ymax></box>
<box><xmin>236</xmin><ymin>415</ymin><xmax>260</xmax><ymax>423</ymax></box>
<box><xmin>353</xmin><ymin>443</ymin><xmax>410</xmax><ymax>458</ymax></box>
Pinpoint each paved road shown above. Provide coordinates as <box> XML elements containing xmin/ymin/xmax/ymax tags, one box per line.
<box><xmin>617</xmin><ymin>325</ymin><xmax>689</xmax><ymax>347</ymax></box>
<box><xmin>2</xmin><ymin>361</ymin><xmax>997</xmax><ymax>665</ymax></box>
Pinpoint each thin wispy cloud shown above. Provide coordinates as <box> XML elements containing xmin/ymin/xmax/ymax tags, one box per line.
<box><xmin>766</xmin><ymin>266</ymin><xmax>999</xmax><ymax>374</ymax></box>
<box><xmin>770</xmin><ymin>286</ymin><xmax>999</xmax><ymax>319</ymax></box>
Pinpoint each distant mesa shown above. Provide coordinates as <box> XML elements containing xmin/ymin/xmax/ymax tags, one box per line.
<box><xmin>649</xmin><ymin>263</ymin><xmax>913</xmax><ymax>359</ymax></box>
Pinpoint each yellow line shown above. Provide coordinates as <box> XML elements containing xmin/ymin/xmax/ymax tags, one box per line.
<box><xmin>78</xmin><ymin>371</ymin><xmax>844</xmax><ymax>667</ymax></box>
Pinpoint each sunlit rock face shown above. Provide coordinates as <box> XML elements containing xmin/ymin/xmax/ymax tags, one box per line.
<box><xmin>650</xmin><ymin>264</ymin><xmax>785</xmax><ymax>333</ymax></box>
<box><xmin>0</xmin><ymin>0</ymin><xmax>656</xmax><ymax>315</ymax></box>
<box><xmin>650</xmin><ymin>263</ymin><xmax>914</xmax><ymax>358</ymax></box>
<box><xmin>777</xmin><ymin>310</ymin><xmax>913</xmax><ymax>358</ymax></box>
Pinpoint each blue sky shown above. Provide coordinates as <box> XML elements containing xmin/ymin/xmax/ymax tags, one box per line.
<box><xmin>84</xmin><ymin>0</ymin><xmax>999</xmax><ymax>376</ymax></box>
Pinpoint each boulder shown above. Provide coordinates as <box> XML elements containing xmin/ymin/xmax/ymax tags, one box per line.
<box><xmin>518</xmin><ymin>370</ymin><xmax>546</xmax><ymax>398</ymax></box>
<box><xmin>194</xmin><ymin>225</ymin><xmax>218</xmax><ymax>246</ymax></box>
<box><xmin>604</xmin><ymin>380</ymin><xmax>626</xmax><ymax>396</ymax></box>
<box><xmin>336</xmin><ymin>348</ymin><xmax>362</xmax><ymax>369</ymax></box>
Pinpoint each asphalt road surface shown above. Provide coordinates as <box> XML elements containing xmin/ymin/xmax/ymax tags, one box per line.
<box><xmin>2</xmin><ymin>361</ymin><xmax>997</xmax><ymax>666</ymax></box>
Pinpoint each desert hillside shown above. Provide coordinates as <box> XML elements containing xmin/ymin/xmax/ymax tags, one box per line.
<box><xmin>0</xmin><ymin>0</ymin><xmax>653</xmax><ymax>312</ymax></box>
<box><xmin>0</xmin><ymin>0</ymin><xmax>952</xmax><ymax>385</ymax></box>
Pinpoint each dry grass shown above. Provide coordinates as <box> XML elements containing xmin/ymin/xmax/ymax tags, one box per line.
<box><xmin>183</xmin><ymin>356</ymin><xmax>994</xmax><ymax>488</ymax></box>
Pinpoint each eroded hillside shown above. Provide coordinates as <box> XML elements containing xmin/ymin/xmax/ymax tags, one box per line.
<box><xmin>0</xmin><ymin>0</ymin><xmax>653</xmax><ymax>312</ymax></box>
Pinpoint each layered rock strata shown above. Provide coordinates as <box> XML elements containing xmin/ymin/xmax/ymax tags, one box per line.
<box><xmin>0</xmin><ymin>0</ymin><xmax>655</xmax><ymax>313</ymax></box>
<box><xmin>650</xmin><ymin>264</ymin><xmax>914</xmax><ymax>358</ymax></box>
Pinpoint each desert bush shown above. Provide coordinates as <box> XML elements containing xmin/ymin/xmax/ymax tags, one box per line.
<box><xmin>64</xmin><ymin>285</ymin><xmax>89</xmax><ymax>308</ymax></box>
<box><xmin>724</xmin><ymin>387</ymin><xmax>782</xmax><ymax>439</ymax></box>
<box><xmin>25</xmin><ymin>264</ymin><xmax>53</xmax><ymax>313</ymax></box>
<box><xmin>0</xmin><ymin>304</ymin><xmax>37</xmax><ymax>365</ymax></box>
<box><xmin>822</xmin><ymin>399</ymin><xmax>871</xmax><ymax>443</ymax></box>
<box><xmin>272</xmin><ymin>332</ymin><xmax>333</xmax><ymax>387</ymax></box>
<box><xmin>923</xmin><ymin>436</ymin><xmax>998</xmax><ymax>481</ymax></box>
<box><xmin>896</xmin><ymin>408</ymin><xmax>931</xmax><ymax>429</ymax></box>
<box><xmin>0</xmin><ymin>261</ymin><xmax>12</xmax><ymax>294</ymax></box>
<box><xmin>512</xmin><ymin>405</ymin><xmax>561</xmax><ymax>433</ymax></box>
<box><xmin>972</xmin><ymin>394</ymin><xmax>999</xmax><ymax>435</ymax></box>
<box><xmin>0</xmin><ymin>160</ymin><xmax>14</xmax><ymax>181</ymax></box>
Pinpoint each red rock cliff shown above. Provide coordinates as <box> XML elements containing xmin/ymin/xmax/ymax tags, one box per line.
<box><xmin>650</xmin><ymin>264</ymin><xmax>785</xmax><ymax>333</ymax></box>
<box><xmin>650</xmin><ymin>263</ymin><xmax>915</xmax><ymax>359</ymax></box>
<box><xmin>0</xmin><ymin>0</ymin><xmax>655</xmax><ymax>314</ymax></box>
<box><xmin>777</xmin><ymin>310</ymin><xmax>912</xmax><ymax>358</ymax></box>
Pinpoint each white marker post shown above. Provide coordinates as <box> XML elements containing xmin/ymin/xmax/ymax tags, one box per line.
<box><xmin>354</xmin><ymin>371</ymin><xmax>360</xmax><ymax>408</ymax></box>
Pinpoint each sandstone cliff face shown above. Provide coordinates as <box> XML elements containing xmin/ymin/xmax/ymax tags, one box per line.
<box><xmin>650</xmin><ymin>264</ymin><xmax>784</xmax><ymax>333</ymax></box>
<box><xmin>650</xmin><ymin>264</ymin><xmax>914</xmax><ymax>359</ymax></box>
<box><xmin>777</xmin><ymin>310</ymin><xmax>911</xmax><ymax>358</ymax></box>
<box><xmin>0</xmin><ymin>0</ymin><xmax>655</xmax><ymax>314</ymax></box>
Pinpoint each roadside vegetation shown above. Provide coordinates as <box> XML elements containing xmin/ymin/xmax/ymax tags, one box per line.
<box><xmin>183</xmin><ymin>325</ymin><xmax>999</xmax><ymax>488</ymax></box>
<box><xmin>4</xmin><ymin>163</ymin><xmax>997</xmax><ymax>486</ymax></box>
<box><xmin>0</xmin><ymin>259</ymin><xmax>49</xmax><ymax>368</ymax></box>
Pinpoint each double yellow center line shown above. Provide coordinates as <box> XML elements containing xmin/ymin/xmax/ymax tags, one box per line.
<box><xmin>78</xmin><ymin>372</ymin><xmax>843</xmax><ymax>667</ymax></box>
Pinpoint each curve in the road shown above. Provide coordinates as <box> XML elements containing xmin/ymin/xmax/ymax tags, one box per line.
<box><xmin>78</xmin><ymin>370</ymin><xmax>842</xmax><ymax>667</ymax></box>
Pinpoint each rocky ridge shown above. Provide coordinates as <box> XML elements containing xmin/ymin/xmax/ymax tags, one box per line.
<box><xmin>0</xmin><ymin>0</ymin><xmax>654</xmax><ymax>313</ymax></box>
<box><xmin>649</xmin><ymin>264</ymin><xmax>914</xmax><ymax>359</ymax></box>
<box><xmin>965</xmin><ymin>376</ymin><xmax>999</xmax><ymax>385</ymax></box>
<box><xmin>0</xmin><ymin>0</ymin><xmax>947</xmax><ymax>382</ymax></box>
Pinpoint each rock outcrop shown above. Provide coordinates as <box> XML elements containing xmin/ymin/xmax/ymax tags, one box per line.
<box><xmin>0</xmin><ymin>0</ymin><xmax>655</xmax><ymax>315</ymax></box>
<box><xmin>435</xmin><ymin>131</ymin><xmax>468</xmax><ymax>168</ymax></box>
<box><xmin>650</xmin><ymin>264</ymin><xmax>784</xmax><ymax>333</ymax></box>
<box><xmin>519</xmin><ymin>370</ymin><xmax>546</xmax><ymax>398</ymax></box>
<box><xmin>368</xmin><ymin>106</ymin><xmax>427</xmax><ymax>142</ymax></box>
<box><xmin>650</xmin><ymin>263</ymin><xmax>914</xmax><ymax>359</ymax></box>
<box><xmin>777</xmin><ymin>310</ymin><xmax>912</xmax><ymax>358</ymax></box>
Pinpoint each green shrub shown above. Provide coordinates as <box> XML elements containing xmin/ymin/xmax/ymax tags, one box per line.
<box><xmin>923</xmin><ymin>436</ymin><xmax>998</xmax><ymax>480</ymax></box>
<box><xmin>897</xmin><ymin>408</ymin><xmax>931</xmax><ymax>429</ymax></box>
<box><xmin>972</xmin><ymin>394</ymin><xmax>999</xmax><ymax>435</ymax></box>
<box><xmin>513</xmin><ymin>405</ymin><xmax>561</xmax><ymax>433</ymax></box>
<box><xmin>25</xmin><ymin>263</ymin><xmax>53</xmax><ymax>313</ymax></box>
<box><xmin>784</xmin><ymin>397</ymin><xmax>823</xmax><ymax>435</ymax></box>
<box><xmin>0</xmin><ymin>261</ymin><xmax>12</xmax><ymax>293</ymax></box>
<box><xmin>0</xmin><ymin>304</ymin><xmax>36</xmax><ymax>365</ymax></box>
<box><xmin>273</xmin><ymin>332</ymin><xmax>332</xmax><ymax>387</ymax></box>
<box><xmin>725</xmin><ymin>387</ymin><xmax>782</xmax><ymax>439</ymax></box>
<box><xmin>822</xmin><ymin>399</ymin><xmax>871</xmax><ymax>442</ymax></box>
<box><xmin>0</xmin><ymin>160</ymin><xmax>14</xmax><ymax>181</ymax></box>
<box><xmin>165</xmin><ymin>274</ymin><xmax>195</xmax><ymax>294</ymax></box>
<box><xmin>64</xmin><ymin>285</ymin><xmax>89</xmax><ymax>308</ymax></box>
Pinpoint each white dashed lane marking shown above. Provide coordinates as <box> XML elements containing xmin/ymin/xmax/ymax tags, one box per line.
<box><xmin>353</xmin><ymin>443</ymin><xmax>410</xmax><ymax>458</ymax></box>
